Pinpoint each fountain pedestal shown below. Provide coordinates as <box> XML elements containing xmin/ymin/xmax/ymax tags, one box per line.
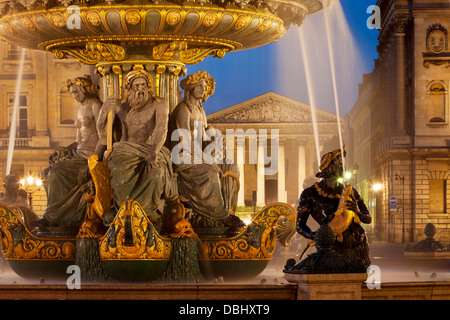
<box><xmin>284</xmin><ymin>272</ymin><xmax>367</xmax><ymax>300</ymax></box>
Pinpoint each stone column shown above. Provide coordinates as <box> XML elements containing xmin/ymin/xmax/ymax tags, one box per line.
<box><xmin>237</xmin><ymin>139</ymin><xmax>246</xmax><ymax>207</ymax></box>
<box><xmin>298</xmin><ymin>139</ymin><xmax>306</xmax><ymax>196</ymax></box>
<box><xmin>394</xmin><ymin>17</ymin><xmax>408</xmax><ymax>134</ymax></box>
<box><xmin>256</xmin><ymin>136</ymin><xmax>266</xmax><ymax>207</ymax></box>
<box><xmin>277</xmin><ymin>140</ymin><xmax>286</xmax><ymax>203</ymax></box>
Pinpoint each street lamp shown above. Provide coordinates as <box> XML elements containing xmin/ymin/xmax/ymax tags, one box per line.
<box><xmin>19</xmin><ymin>173</ymin><xmax>42</xmax><ymax>211</ymax></box>
<box><xmin>394</xmin><ymin>173</ymin><xmax>405</xmax><ymax>243</ymax></box>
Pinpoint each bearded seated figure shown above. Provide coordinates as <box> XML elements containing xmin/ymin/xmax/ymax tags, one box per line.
<box><xmin>96</xmin><ymin>69</ymin><xmax>175</xmax><ymax>231</ymax></box>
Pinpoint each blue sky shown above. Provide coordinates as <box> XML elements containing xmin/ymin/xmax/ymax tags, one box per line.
<box><xmin>186</xmin><ymin>0</ymin><xmax>379</xmax><ymax>116</ymax></box>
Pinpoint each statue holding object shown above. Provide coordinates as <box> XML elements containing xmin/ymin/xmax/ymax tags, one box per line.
<box><xmin>294</xmin><ymin>147</ymin><xmax>372</xmax><ymax>271</ymax></box>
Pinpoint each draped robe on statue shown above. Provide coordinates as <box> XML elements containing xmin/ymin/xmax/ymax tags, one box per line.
<box><xmin>42</xmin><ymin>148</ymin><xmax>92</xmax><ymax>227</ymax></box>
<box><xmin>108</xmin><ymin>140</ymin><xmax>173</xmax><ymax>224</ymax></box>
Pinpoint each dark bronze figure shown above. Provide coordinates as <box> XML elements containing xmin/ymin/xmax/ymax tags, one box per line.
<box><xmin>295</xmin><ymin>147</ymin><xmax>372</xmax><ymax>270</ymax></box>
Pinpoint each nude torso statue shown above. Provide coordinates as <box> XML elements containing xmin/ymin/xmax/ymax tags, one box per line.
<box><xmin>35</xmin><ymin>76</ymin><xmax>102</xmax><ymax>228</ymax></box>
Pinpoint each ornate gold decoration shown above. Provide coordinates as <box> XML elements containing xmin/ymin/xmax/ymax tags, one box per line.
<box><xmin>313</xmin><ymin>182</ymin><xmax>341</xmax><ymax>199</ymax></box>
<box><xmin>155</xmin><ymin>64</ymin><xmax>166</xmax><ymax>96</ymax></box>
<box><xmin>257</xmin><ymin>19</ymin><xmax>272</xmax><ymax>33</ymax></box>
<box><xmin>125</xmin><ymin>10</ymin><xmax>141</xmax><ymax>25</ymax></box>
<box><xmin>166</xmin><ymin>10</ymin><xmax>181</xmax><ymax>26</ymax></box>
<box><xmin>99</xmin><ymin>200</ymin><xmax>171</xmax><ymax>260</ymax></box>
<box><xmin>3</xmin><ymin>21</ymin><xmax>15</xmax><ymax>34</ymax></box>
<box><xmin>201</xmin><ymin>203</ymin><xmax>295</xmax><ymax>261</ymax></box>
<box><xmin>54</xmin><ymin>42</ymin><xmax>125</xmax><ymax>65</ymax></box>
<box><xmin>203</xmin><ymin>12</ymin><xmax>218</xmax><ymax>27</ymax></box>
<box><xmin>20</xmin><ymin>16</ymin><xmax>36</xmax><ymax>31</ymax></box>
<box><xmin>87</xmin><ymin>11</ymin><xmax>102</xmax><ymax>26</ymax></box>
<box><xmin>235</xmin><ymin>15</ymin><xmax>250</xmax><ymax>30</ymax></box>
<box><xmin>87</xmin><ymin>154</ymin><xmax>112</xmax><ymax>220</ymax></box>
<box><xmin>50</xmin><ymin>13</ymin><xmax>66</xmax><ymax>28</ymax></box>
<box><xmin>153</xmin><ymin>41</ymin><xmax>188</xmax><ymax>61</ymax></box>
<box><xmin>112</xmin><ymin>65</ymin><xmax>123</xmax><ymax>98</ymax></box>
<box><xmin>0</xmin><ymin>204</ymin><xmax>76</xmax><ymax>261</ymax></box>
<box><xmin>180</xmin><ymin>47</ymin><xmax>228</xmax><ymax>64</ymax></box>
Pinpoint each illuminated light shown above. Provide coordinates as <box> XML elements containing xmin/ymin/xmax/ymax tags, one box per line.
<box><xmin>19</xmin><ymin>179</ymin><xmax>25</xmax><ymax>186</ymax></box>
<box><xmin>345</xmin><ymin>171</ymin><xmax>352</xmax><ymax>180</ymax></box>
<box><xmin>337</xmin><ymin>177</ymin><xmax>343</xmax><ymax>184</ymax></box>
<box><xmin>36</xmin><ymin>179</ymin><xmax>42</xmax><ymax>187</ymax></box>
<box><xmin>26</xmin><ymin>176</ymin><xmax>34</xmax><ymax>184</ymax></box>
<box><xmin>372</xmin><ymin>184</ymin><xmax>382</xmax><ymax>191</ymax></box>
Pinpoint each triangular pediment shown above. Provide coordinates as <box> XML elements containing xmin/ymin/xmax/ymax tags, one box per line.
<box><xmin>207</xmin><ymin>92</ymin><xmax>341</xmax><ymax>124</ymax></box>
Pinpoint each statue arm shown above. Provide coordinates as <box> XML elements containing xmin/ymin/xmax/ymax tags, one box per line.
<box><xmin>96</xmin><ymin>98</ymin><xmax>120</xmax><ymax>160</ymax></box>
<box><xmin>147</xmin><ymin>99</ymin><xmax>169</xmax><ymax>168</ymax></box>
<box><xmin>296</xmin><ymin>192</ymin><xmax>315</xmax><ymax>240</ymax></box>
<box><xmin>173</xmin><ymin>103</ymin><xmax>192</xmax><ymax>154</ymax></box>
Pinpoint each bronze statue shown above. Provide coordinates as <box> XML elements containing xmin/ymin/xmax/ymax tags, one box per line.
<box><xmin>296</xmin><ymin>147</ymin><xmax>371</xmax><ymax>270</ymax></box>
<box><xmin>35</xmin><ymin>75</ymin><xmax>102</xmax><ymax>228</ymax></box>
<box><xmin>170</xmin><ymin>71</ymin><xmax>243</xmax><ymax>233</ymax></box>
<box><xmin>96</xmin><ymin>69</ymin><xmax>174</xmax><ymax>228</ymax></box>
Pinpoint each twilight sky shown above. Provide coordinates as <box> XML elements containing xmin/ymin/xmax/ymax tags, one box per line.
<box><xmin>185</xmin><ymin>0</ymin><xmax>380</xmax><ymax>116</ymax></box>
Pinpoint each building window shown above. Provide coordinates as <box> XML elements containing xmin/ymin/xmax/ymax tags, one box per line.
<box><xmin>426</xmin><ymin>81</ymin><xmax>447</xmax><ymax>123</ymax></box>
<box><xmin>7</xmin><ymin>93</ymin><xmax>29</xmax><ymax>138</ymax></box>
<box><xmin>429</xmin><ymin>179</ymin><xmax>447</xmax><ymax>213</ymax></box>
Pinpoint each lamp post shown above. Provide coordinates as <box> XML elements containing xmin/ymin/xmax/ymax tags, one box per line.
<box><xmin>394</xmin><ymin>173</ymin><xmax>405</xmax><ymax>243</ymax></box>
<box><xmin>19</xmin><ymin>174</ymin><xmax>42</xmax><ymax>211</ymax></box>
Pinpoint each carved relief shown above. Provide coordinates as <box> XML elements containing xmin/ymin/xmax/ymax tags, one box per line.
<box><xmin>208</xmin><ymin>96</ymin><xmax>335</xmax><ymax>123</ymax></box>
<box><xmin>426</xmin><ymin>24</ymin><xmax>448</xmax><ymax>54</ymax></box>
<box><xmin>423</xmin><ymin>24</ymin><xmax>450</xmax><ymax>68</ymax></box>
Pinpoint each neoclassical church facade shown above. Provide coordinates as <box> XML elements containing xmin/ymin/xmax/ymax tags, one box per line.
<box><xmin>207</xmin><ymin>92</ymin><xmax>343</xmax><ymax>208</ymax></box>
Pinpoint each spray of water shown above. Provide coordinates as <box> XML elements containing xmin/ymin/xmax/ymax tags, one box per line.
<box><xmin>6</xmin><ymin>48</ymin><xmax>26</xmax><ymax>176</ymax></box>
<box><xmin>324</xmin><ymin>1</ymin><xmax>347</xmax><ymax>183</ymax></box>
<box><xmin>275</xmin><ymin>0</ymin><xmax>364</xmax><ymax>176</ymax></box>
<box><xmin>298</xmin><ymin>31</ymin><xmax>321</xmax><ymax>167</ymax></box>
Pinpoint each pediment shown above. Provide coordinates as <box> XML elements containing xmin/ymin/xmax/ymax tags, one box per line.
<box><xmin>207</xmin><ymin>92</ymin><xmax>340</xmax><ymax>124</ymax></box>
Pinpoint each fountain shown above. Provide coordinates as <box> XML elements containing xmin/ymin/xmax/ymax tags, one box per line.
<box><xmin>0</xmin><ymin>0</ymin><xmax>333</xmax><ymax>282</ymax></box>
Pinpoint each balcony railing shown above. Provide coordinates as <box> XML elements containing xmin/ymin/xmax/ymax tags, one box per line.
<box><xmin>0</xmin><ymin>138</ymin><xmax>32</xmax><ymax>148</ymax></box>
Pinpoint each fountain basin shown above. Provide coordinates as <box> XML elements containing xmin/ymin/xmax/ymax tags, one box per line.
<box><xmin>0</xmin><ymin>204</ymin><xmax>76</xmax><ymax>280</ymax></box>
<box><xmin>0</xmin><ymin>201</ymin><xmax>295</xmax><ymax>282</ymax></box>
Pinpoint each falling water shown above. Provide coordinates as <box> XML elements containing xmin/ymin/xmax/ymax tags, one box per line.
<box><xmin>275</xmin><ymin>0</ymin><xmax>364</xmax><ymax>173</ymax></box>
<box><xmin>298</xmin><ymin>32</ymin><xmax>321</xmax><ymax>167</ymax></box>
<box><xmin>6</xmin><ymin>48</ymin><xmax>26</xmax><ymax>176</ymax></box>
<box><xmin>324</xmin><ymin>2</ymin><xmax>347</xmax><ymax>182</ymax></box>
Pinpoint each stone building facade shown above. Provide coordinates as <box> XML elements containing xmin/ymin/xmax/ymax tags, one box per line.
<box><xmin>346</xmin><ymin>0</ymin><xmax>450</xmax><ymax>243</ymax></box>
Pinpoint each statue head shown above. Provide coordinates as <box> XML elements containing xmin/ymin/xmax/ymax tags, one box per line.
<box><xmin>66</xmin><ymin>75</ymin><xmax>99</xmax><ymax>102</ymax></box>
<box><xmin>122</xmin><ymin>68</ymin><xmax>157</xmax><ymax>108</ymax></box>
<box><xmin>180</xmin><ymin>71</ymin><xmax>215</xmax><ymax>103</ymax></box>
<box><xmin>315</xmin><ymin>146</ymin><xmax>346</xmax><ymax>179</ymax></box>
